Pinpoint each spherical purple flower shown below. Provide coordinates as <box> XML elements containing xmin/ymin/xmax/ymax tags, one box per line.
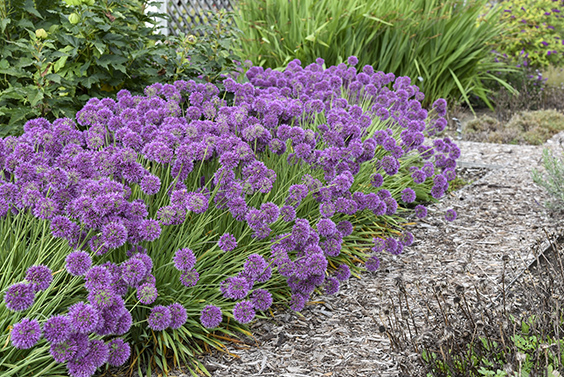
<box><xmin>401</xmin><ymin>187</ymin><xmax>416</xmax><ymax>203</ymax></box>
<box><xmin>131</xmin><ymin>252</ymin><xmax>153</xmax><ymax>273</ymax></box>
<box><xmin>250</xmin><ymin>289</ymin><xmax>273</xmax><ymax>311</ymax></box>
<box><xmin>88</xmin><ymin>287</ymin><xmax>117</xmax><ymax>309</ymax></box>
<box><xmin>173</xmin><ymin>248</ymin><xmax>196</xmax><ymax>271</ymax></box>
<box><xmin>101</xmin><ymin>221</ymin><xmax>128</xmax><ymax>249</ymax></box>
<box><xmin>50</xmin><ymin>338</ymin><xmax>78</xmax><ymax>363</ymax></box>
<box><xmin>180</xmin><ymin>269</ymin><xmax>200</xmax><ymax>287</ymax></box>
<box><xmin>414</xmin><ymin>204</ymin><xmax>427</xmax><ymax>219</ymax></box>
<box><xmin>336</xmin><ymin>220</ymin><xmax>353</xmax><ymax>237</ymax></box>
<box><xmin>137</xmin><ymin>283</ymin><xmax>158</xmax><ymax>305</ymax></box>
<box><xmin>335</xmin><ymin>264</ymin><xmax>351</xmax><ymax>281</ymax></box>
<box><xmin>432</xmin><ymin>98</ymin><xmax>448</xmax><ymax>117</ymax></box>
<box><xmin>412</xmin><ymin>169</ymin><xmax>426</xmax><ymax>184</ymax></box>
<box><xmin>371</xmin><ymin>173</ymin><xmax>383</xmax><ymax>188</ymax></box>
<box><xmin>115</xmin><ymin>310</ymin><xmax>132</xmax><ymax>335</ymax></box>
<box><xmin>147</xmin><ymin>305</ymin><xmax>172</xmax><ymax>331</ymax></box>
<box><xmin>347</xmin><ymin>55</ymin><xmax>359</xmax><ymax>66</ymax></box>
<box><xmin>4</xmin><ymin>282</ymin><xmax>35</xmax><ymax>312</ymax></box>
<box><xmin>200</xmin><ymin>305</ymin><xmax>222</xmax><ymax>329</ymax></box>
<box><xmin>65</xmin><ymin>251</ymin><xmax>92</xmax><ymax>277</ymax></box>
<box><xmin>385</xmin><ymin>237</ymin><xmax>398</xmax><ymax>253</ymax></box>
<box><xmin>223</xmin><ymin>276</ymin><xmax>251</xmax><ymax>300</ymax></box>
<box><xmin>84</xmin><ymin>266</ymin><xmax>111</xmax><ymax>291</ymax></box>
<box><xmin>290</xmin><ymin>293</ymin><xmax>307</xmax><ymax>312</ymax></box>
<box><xmin>121</xmin><ymin>258</ymin><xmax>147</xmax><ymax>286</ymax></box>
<box><xmin>139</xmin><ymin>219</ymin><xmax>161</xmax><ymax>242</ymax></box>
<box><xmin>400</xmin><ymin>232</ymin><xmax>414</xmax><ymax>246</ymax></box>
<box><xmin>107</xmin><ymin>338</ymin><xmax>131</xmax><ymax>367</ymax></box>
<box><xmin>317</xmin><ymin>218</ymin><xmax>337</xmax><ymax>237</ymax></box>
<box><xmin>233</xmin><ymin>300</ymin><xmax>255</xmax><ymax>324</ymax></box>
<box><xmin>68</xmin><ymin>302</ymin><xmax>99</xmax><ymax>334</ymax></box>
<box><xmin>365</xmin><ymin>256</ymin><xmax>381</xmax><ymax>272</ymax></box>
<box><xmin>320</xmin><ymin>202</ymin><xmax>336</xmax><ymax>218</ymax></box>
<box><xmin>186</xmin><ymin>192</ymin><xmax>209</xmax><ymax>214</ymax></box>
<box><xmin>218</xmin><ymin>233</ymin><xmax>237</xmax><ymax>252</ymax></box>
<box><xmin>44</xmin><ymin>315</ymin><xmax>71</xmax><ymax>344</ymax></box>
<box><xmin>168</xmin><ymin>302</ymin><xmax>187</xmax><ymax>329</ymax></box>
<box><xmin>323</xmin><ymin>277</ymin><xmax>340</xmax><ymax>295</ymax></box>
<box><xmin>260</xmin><ymin>202</ymin><xmax>280</xmax><ymax>224</ymax></box>
<box><xmin>66</xmin><ymin>353</ymin><xmax>97</xmax><ymax>377</ymax></box>
<box><xmin>87</xmin><ymin>338</ymin><xmax>109</xmax><ymax>368</ymax></box>
<box><xmin>242</xmin><ymin>254</ymin><xmax>268</xmax><ymax>282</ymax></box>
<box><xmin>11</xmin><ymin>318</ymin><xmax>42</xmax><ymax>349</ymax></box>
<box><xmin>140</xmin><ymin>174</ymin><xmax>161</xmax><ymax>195</ymax></box>
<box><xmin>445</xmin><ymin>209</ymin><xmax>457</xmax><ymax>222</ymax></box>
<box><xmin>291</xmin><ymin>218</ymin><xmax>311</xmax><ymax>245</ymax></box>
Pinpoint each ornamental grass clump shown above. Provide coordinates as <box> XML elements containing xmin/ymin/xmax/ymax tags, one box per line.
<box><xmin>0</xmin><ymin>57</ymin><xmax>458</xmax><ymax>376</ymax></box>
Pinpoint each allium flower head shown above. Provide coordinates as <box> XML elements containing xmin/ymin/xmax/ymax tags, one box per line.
<box><xmin>107</xmin><ymin>338</ymin><xmax>131</xmax><ymax>367</ymax></box>
<box><xmin>401</xmin><ymin>187</ymin><xmax>416</xmax><ymax>203</ymax></box>
<box><xmin>50</xmin><ymin>338</ymin><xmax>79</xmax><ymax>363</ymax></box>
<box><xmin>336</xmin><ymin>220</ymin><xmax>353</xmax><ymax>237</ymax></box>
<box><xmin>180</xmin><ymin>269</ymin><xmax>200</xmax><ymax>287</ymax></box>
<box><xmin>218</xmin><ymin>233</ymin><xmax>237</xmax><ymax>252</ymax></box>
<box><xmin>233</xmin><ymin>300</ymin><xmax>255</xmax><ymax>324</ymax></box>
<box><xmin>168</xmin><ymin>302</ymin><xmax>187</xmax><ymax>329</ymax></box>
<box><xmin>101</xmin><ymin>221</ymin><xmax>128</xmax><ymax>249</ymax></box>
<box><xmin>289</xmin><ymin>293</ymin><xmax>307</xmax><ymax>312</ymax></box>
<box><xmin>445</xmin><ymin>208</ymin><xmax>457</xmax><ymax>222</ymax></box>
<box><xmin>11</xmin><ymin>318</ymin><xmax>42</xmax><ymax>349</ymax></box>
<box><xmin>347</xmin><ymin>56</ymin><xmax>359</xmax><ymax>66</ymax></box>
<box><xmin>137</xmin><ymin>283</ymin><xmax>158</xmax><ymax>305</ymax></box>
<box><xmin>280</xmin><ymin>205</ymin><xmax>296</xmax><ymax>222</ymax></box>
<box><xmin>317</xmin><ymin>218</ymin><xmax>337</xmax><ymax>237</ymax></box>
<box><xmin>372</xmin><ymin>238</ymin><xmax>385</xmax><ymax>253</ymax></box>
<box><xmin>242</xmin><ymin>254</ymin><xmax>268</xmax><ymax>282</ymax></box>
<box><xmin>200</xmin><ymin>305</ymin><xmax>222</xmax><ymax>328</ymax></box>
<box><xmin>173</xmin><ymin>248</ymin><xmax>196</xmax><ymax>271</ymax></box>
<box><xmin>66</xmin><ymin>353</ymin><xmax>97</xmax><ymax>377</ymax></box>
<box><xmin>365</xmin><ymin>256</ymin><xmax>381</xmax><ymax>272</ymax></box>
<box><xmin>115</xmin><ymin>310</ymin><xmax>132</xmax><ymax>335</ymax></box>
<box><xmin>65</xmin><ymin>251</ymin><xmax>92</xmax><ymax>276</ymax></box>
<box><xmin>87</xmin><ymin>339</ymin><xmax>110</xmax><ymax>368</ymax></box>
<box><xmin>4</xmin><ymin>282</ymin><xmax>35</xmax><ymax>312</ymax></box>
<box><xmin>140</xmin><ymin>174</ymin><xmax>161</xmax><ymax>195</ymax></box>
<box><xmin>323</xmin><ymin>277</ymin><xmax>340</xmax><ymax>295</ymax></box>
<box><xmin>44</xmin><ymin>315</ymin><xmax>71</xmax><ymax>344</ymax></box>
<box><xmin>223</xmin><ymin>276</ymin><xmax>251</xmax><ymax>300</ymax></box>
<box><xmin>147</xmin><ymin>305</ymin><xmax>172</xmax><ymax>331</ymax></box>
<box><xmin>250</xmin><ymin>289</ymin><xmax>273</xmax><ymax>311</ymax></box>
<box><xmin>68</xmin><ymin>302</ymin><xmax>99</xmax><ymax>334</ymax></box>
<box><xmin>84</xmin><ymin>266</ymin><xmax>111</xmax><ymax>291</ymax></box>
<box><xmin>414</xmin><ymin>204</ymin><xmax>427</xmax><ymax>219</ymax></box>
<box><xmin>121</xmin><ymin>258</ymin><xmax>148</xmax><ymax>286</ymax></box>
<box><xmin>335</xmin><ymin>264</ymin><xmax>351</xmax><ymax>281</ymax></box>
<box><xmin>88</xmin><ymin>287</ymin><xmax>117</xmax><ymax>309</ymax></box>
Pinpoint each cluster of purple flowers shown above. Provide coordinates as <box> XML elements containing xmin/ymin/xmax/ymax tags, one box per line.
<box><xmin>4</xmin><ymin>265</ymin><xmax>52</xmax><ymax>311</ymax></box>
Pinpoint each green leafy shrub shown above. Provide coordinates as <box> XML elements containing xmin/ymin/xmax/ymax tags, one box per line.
<box><xmin>494</xmin><ymin>0</ymin><xmax>564</xmax><ymax>69</ymax></box>
<box><xmin>234</xmin><ymin>0</ymin><xmax>512</xmax><ymax>108</ymax></box>
<box><xmin>0</xmin><ymin>0</ymin><xmax>241</xmax><ymax>137</ymax></box>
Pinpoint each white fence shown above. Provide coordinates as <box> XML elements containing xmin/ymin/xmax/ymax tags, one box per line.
<box><xmin>147</xmin><ymin>0</ymin><xmax>233</xmax><ymax>36</ymax></box>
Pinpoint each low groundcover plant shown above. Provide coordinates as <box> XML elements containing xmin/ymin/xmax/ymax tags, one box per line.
<box><xmin>0</xmin><ymin>56</ymin><xmax>458</xmax><ymax>376</ymax></box>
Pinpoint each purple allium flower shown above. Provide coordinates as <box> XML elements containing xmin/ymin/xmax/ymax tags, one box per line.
<box><xmin>65</xmin><ymin>251</ymin><xmax>92</xmax><ymax>277</ymax></box>
<box><xmin>289</xmin><ymin>292</ymin><xmax>307</xmax><ymax>311</ymax></box>
<box><xmin>137</xmin><ymin>283</ymin><xmax>158</xmax><ymax>305</ymax></box>
<box><xmin>432</xmin><ymin>98</ymin><xmax>448</xmax><ymax>117</ymax></box>
<box><xmin>84</xmin><ymin>266</ymin><xmax>111</xmax><ymax>291</ymax></box>
<box><xmin>180</xmin><ymin>269</ymin><xmax>200</xmax><ymax>287</ymax></box>
<box><xmin>147</xmin><ymin>305</ymin><xmax>172</xmax><ymax>331</ymax></box>
<box><xmin>319</xmin><ymin>202</ymin><xmax>336</xmax><ymax>218</ymax></box>
<box><xmin>131</xmin><ymin>252</ymin><xmax>153</xmax><ymax>273</ymax></box>
<box><xmin>218</xmin><ymin>233</ymin><xmax>237</xmax><ymax>252</ymax></box>
<box><xmin>121</xmin><ymin>258</ymin><xmax>147</xmax><ymax>287</ymax></box>
<box><xmin>323</xmin><ymin>277</ymin><xmax>340</xmax><ymax>295</ymax></box>
<box><xmin>101</xmin><ymin>221</ymin><xmax>128</xmax><ymax>249</ymax></box>
<box><xmin>4</xmin><ymin>282</ymin><xmax>35</xmax><ymax>312</ymax></box>
<box><xmin>11</xmin><ymin>318</ymin><xmax>42</xmax><ymax>349</ymax></box>
<box><xmin>385</xmin><ymin>237</ymin><xmax>398</xmax><ymax>253</ymax></box>
<box><xmin>292</xmin><ymin>218</ymin><xmax>311</xmax><ymax>245</ymax></box>
<box><xmin>371</xmin><ymin>173</ymin><xmax>384</xmax><ymax>188</ymax></box>
<box><xmin>66</xmin><ymin>353</ymin><xmax>97</xmax><ymax>377</ymax></box>
<box><xmin>87</xmin><ymin>339</ymin><xmax>109</xmax><ymax>368</ymax></box>
<box><xmin>223</xmin><ymin>276</ymin><xmax>251</xmax><ymax>300</ymax></box>
<box><xmin>242</xmin><ymin>254</ymin><xmax>268</xmax><ymax>282</ymax></box>
<box><xmin>139</xmin><ymin>219</ymin><xmax>161</xmax><ymax>242</ymax></box>
<box><xmin>445</xmin><ymin>209</ymin><xmax>457</xmax><ymax>221</ymax></box>
<box><xmin>107</xmin><ymin>338</ymin><xmax>131</xmax><ymax>367</ymax></box>
<box><xmin>50</xmin><ymin>338</ymin><xmax>78</xmax><ymax>363</ymax></box>
<box><xmin>43</xmin><ymin>315</ymin><xmax>71</xmax><ymax>344</ymax></box>
<box><xmin>200</xmin><ymin>305</ymin><xmax>222</xmax><ymax>328</ymax></box>
<box><xmin>24</xmin><ymin>265</ymin><xmax>52</xmax><ymax>292</ymax></box>
<box><xmin>115</xmin><ymin>310</ymin><xmax>132</xmax><ymax>335</ymax></box>
<box><xmin>186</xmin><ymin>192</ymin><xmax>209</xmax><ymax>214</ymax></box>
<box><xmin>168</xmin><ymin>302</ymin><xmax>187</xmax><ymax>329</ymax></box>
<box><xmin>317</xmin><ymin>218</ymin><xmax>337</xmax><ymax>237</ymax></box>
<box><xmin>335</xmin><ymin>264</ymin><xmax>351</xmax><ymax>281</ymax></box>
<box><xmin>233</xmin><ymin>300</ymin><xmax>255</xmax><ymax>324</ymax></box>
<box><xmin>414</xmin><ymin>204</ymin><xmax>427</xmax><ymax>219</ymax></box>
<box><xmin>412</xmin><ymin>169</ymin><xmax>426</xmax><ymax>184</ymax></box>
<box><xmin>88</xmin><ymin>287</ymin><xmax>116</xmax><ymax>309</ymax></box>
<box><xmin>68</xmin><ymin>302</ymin><xmax>99</xmax><ymax>334</ymax></box>
<box><xmin>401</xmin><ymin>187</ymin><xmax>416</xmax><ymax>203</ymax></box>
<box><xmin>347</xmin><ymin>56</ymin><xmax>359</xmax><ymax>66</ymax></box>
<box><xmin>365</xmin><ymin>256</ymin><xmax>381</xmax><ymax>272</ymax></box>
<box><xmin>336</xmin><ymin>220</ymin><xmax>353</xmax><ymax>237</ymax></box>
<box><xmin>396</xmin><ymin>231</ymin><xmax>413</xmax><ymax>247</ymax></box>
<box><xmin>140</xmin><ymin>174</ymin><xmax>161</xmax><ymax>195</ymax></box>
<box><xmin>372</xmin><ymin>238</ymin><xmax>385</xmax><ymax>253</ymax></box>
<box><xmin>250</xmin><ymin>289</ymin><xmax>273</xmax><ymax>311</ymax></box>
<box><xmin>260</xmin><ymin>202</ymin><xmax>280</xmax><ymax>224</ymax></box>
<box><xmin>173</xmin><ymin>248</ymin><xmax>196</xmax><ymax>271</ymax></box>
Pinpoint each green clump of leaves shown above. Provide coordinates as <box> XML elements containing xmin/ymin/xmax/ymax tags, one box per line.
<box><xmin>532</xmin><ymin>147</ymin><xmax>564</xmax><ymax>210</ymax></box>
<box><xmin>0</xmin><ymin>0</ymin><xmax>241</xmax><ymax>137</ymax></box>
